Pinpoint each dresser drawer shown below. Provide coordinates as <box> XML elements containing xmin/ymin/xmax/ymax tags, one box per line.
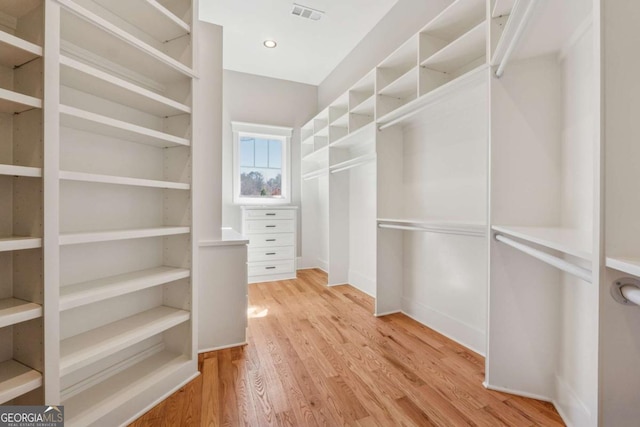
<box><xmin>248</xmin><ymin>246</ymin><xmax>295</xmax><ymax>262</ymax></box>
<box><xmin>244</xmin><ymin>209</ymin><xmax>295</xmax><ymax>220</ymax></box>
<box><xmin>248</xmin><ymin>260</ymin><xmax>295</xmax><ymax>277</ymax></box>
<box><xmin>248</xmin><ymin>233</ymin><xmax>295</xmax><ymax>248</ymax></box>
<box><xmin>244</xmin><ymin>219</ymin><xmax>295</xmax><ymax>234</ymax></box>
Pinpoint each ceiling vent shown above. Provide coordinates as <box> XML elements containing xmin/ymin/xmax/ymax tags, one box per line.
<box><xmin>291</xmin><ymin>3</ymin><xmax>324</xmax><ymax>21</ymax></box>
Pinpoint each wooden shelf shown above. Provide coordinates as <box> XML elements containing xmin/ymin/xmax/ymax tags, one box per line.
<box><xmin>0</xmin><ymin>237</ymin><xmax>41</xmax><ymax>253</ymax></box>
<box><xmin>492</xmin><ymin>225</ymin><xmax>592</xmax><ymax>260</ymax></box>
<box><xmin>379</xmin><ymin>66</ymin><xmax>418</xmax><ymax>98</ymax></box>
<box><xmin>0</xmin><ymin>359</ymin><xmax>42</xmax><ymax>405</ymax></box>
<box><xmin>330</xmin><ymin>122</ymin><xmax>376</xmax><ymax>149</ymax></box>
<box><xmin>421</xmin><ymin>21</ymin><xmax>487</xmax><ymax>73</ymax></box>
<box><xmin>492</xmin><ymin>0</ymin><xmax>516</xmax><ymax>18</ymax></box>
<box><xmin>62</xmin><ymin>351</ymin><xmax>190</xmax><ymax>426</ymax></box>
<box><xmin>59</xmin><ymin>0</ymin><xmax>194</xmax><ymax>84</ymax></box>
<box><xmin>350</xmin><ymin>95</ymin><xmax>375</xmax><ymax>116</ymax></box>
<box><xmin>60</xmin><ymin>56</ymin><xmax>191</xmax><ymax>117</ymax></box>
<box><xmin>60</xmin><ymin>226</ymin><xmax>190</xmax><ymax>246</ymax></box>
<box><xmin>60</xmin><ymin>306</ymin><xmax>190</xmax><ymax>376</ymax></box>
<box><xmin>421</xmin><ymin>0</ymin><xmax>486</xmax><ymax>41</ymax></box>
<box><xmin>0</xmin><ymin>30</ymin><xmax>42</xmax><ymax>68</ymax></box>
<box><xmin>60</xmin><ymin>171</ymin><xmax>190</xmax><ymax>190</ymax></box>
<box><xmin>60</xmin><ymin>267</ymin><xmax>190</xmax><ymax>312</ymax></box>
<box><xmin>0</xmin><ymin>298</ymin><xmax>42</xmax><ymax>329</ymax></box>
<box><xmin>60</xmin><ymin>105</ymin><xmax>190</xmax><ymax>148</ymax></box>
<box><xmin>93</xmin><ymin>0</ymin><xmax>190</xmax><ymax>42</ymax></box>
<box><xmin>607</xmin><ymin>257</ymin><xmax>640</xmax><ymax>278</ymax></box>
<box><xmin>0</xmin><ymin>87</ymin><xmax>41</xmax><ymax>113</ymax></box>
<box><xmin>378</xmin><ymin>218</ymin><xmax>486</xmax><ymax>237</ymax></box>
<box><xmin>0</xmin><ymin>164</ymin><xmax>42</xmax><ymax>178</ymax></box>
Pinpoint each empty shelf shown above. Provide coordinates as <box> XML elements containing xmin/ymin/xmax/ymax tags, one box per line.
<box><xmin>422</xmin><ymin>0</ymin><xmax>486</xmax><ymax>41</ymax></box>
<box><xmin>0</xmin><ymin>87</ymin><xmax>41</xmax><ymax>113</ymax></box>
<box><xmin>93</xmin><ymin>0</ymin><xmax>190</xmax><ymax>42</ymax></box>
<box><xmin>0</xmin><ymin>164</ymin><xmax>41</xmax><ymax>178</ymax></box>
<box><xmin>302</xmin><ymin>146</ymin><xmax>328</xmax><ymax>163</ymax></box>
<box><xmin>0</xmin><ymin>360</ymin><xmax>42</xmax><ymax>404</ymax></box>
<box><xmin>59</xmin><ymin>226</ymin><xmax>190</xmax><ymax>246</ymax></box>
<box><xmin>62</xmin><ymin>350</ymin><xmax>190</xmax><ymax>427</ymax></box>
<box><xmin>379</xmin><ymin>67</ymin><xmax>418</xmax><ymax>99</ymax></box>
<box><xmin>378</xmin><ymin>218</ymin><xmax>486</xmax><ymax>237</ymax></box>
<box><xmin>60</xmin><ymin>306</ymin><xmax>190</xmax><ymax>376</ymax></box>
<box><xmin>607</xmin><ymin>257</ymin><xmax>640</xmax><ymax>278</ymax></box>
<box><xmin>60</xmin><ymin>266</ymin><xmax>191</xmax><ymax>311</ymax></box>
<box><xmin>421</xmin><ymin>21</ymin><xmax>487</xmax><ymax>73</ymax></box>
<box><xmin>0</xmin><ymin>237</ymin><xmax>41</xmax><ymax>252</ymax></box>
<box><xmin>60</xmin><ymin>56</ymin><xmax>191</xmax><ymax>117</ymax></box>
<box><xmin>492</xmin><ymin>225</ymin><xmax>592</xmax><ymax>260</ymax></box>
<box><xmin>60</xmin><ymin>171</ymin><xmax>190</xmax><ymax>190</ymax></box>
<box><xmin>60</xmin><ymin>105</ymin><xmax>190</xmax><ymax>148</ymax></box>
<box><xmin>0</xmin><ymin>30</ymin><xmax>42</xmax><ymax>68</ymax></box>
<box><xmin>330</xmin><ymin>113</ymin><xmax>349</xmax><ymax>128</ymax></box>
<box><xmin>330</xmin><ymin>122</ymin><xmax>376</xmax><ymax>149</ymax></box>
<box><xmin>0</xmin><ymin>298</ymin><xmax>42</xmax><ymax>329</ymax></box>
<box><xmin>315</xmin><ymin>126</ymin><xmax>329</xmax><ymax>138</ymax></box>
<box><xmin>350</xmin><ymin>95</ymin><xmax>375</xmax><ymax>116</ymax></box>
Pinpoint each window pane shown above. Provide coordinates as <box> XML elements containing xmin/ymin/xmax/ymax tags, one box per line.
<box><xmin>240</xmin><ymin>137</ymin><xmax>254</xmax><ymax>167</ymax></box>
<box><xmin>254</xmin><ymin>138</ymin><xmax>269</xmax><ymax>168</ymax></box>
<box><xmin>239</xmin><ymin>134</ymin><xmax>284</xmax><ymax>199</ymax></box>
<box><xmin>269</xmin><ymin>140</ymin><xmax>282</xmax><ymax>169</ymax></box>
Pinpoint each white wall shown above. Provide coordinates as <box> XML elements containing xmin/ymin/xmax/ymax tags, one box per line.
<box><xmin>317</xmin><ymin>0</ymin><xmax>450</xmax><ymax>109</ymax></box>
<box><xmin>222</xmin><ymin>70</ymin><xmax>317</xmax><ymax>254</ymax></box>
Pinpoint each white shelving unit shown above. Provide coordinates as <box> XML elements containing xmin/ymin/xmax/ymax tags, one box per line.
<box><xmin>0</xmin><ymin>0</ymin><xmax>44</xmax><ymax>407</ymax></box>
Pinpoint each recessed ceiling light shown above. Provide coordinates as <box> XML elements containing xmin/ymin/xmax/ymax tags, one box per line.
<box><xmin>263</xmin><ymin>40</ymin><xmax>277</xmax><ymax>48</ymax></box>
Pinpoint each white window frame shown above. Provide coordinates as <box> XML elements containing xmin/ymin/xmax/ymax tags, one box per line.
<box><xmin>232</xmin><ymin>121</ymin><xmax>293</xmax><ymax>205</ymax></box>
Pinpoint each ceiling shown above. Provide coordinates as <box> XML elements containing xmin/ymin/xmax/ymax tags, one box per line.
<box><xmin>199</xmin><ymin>0</ymin><xmax>398</xmax><ymax>86</ymax></box>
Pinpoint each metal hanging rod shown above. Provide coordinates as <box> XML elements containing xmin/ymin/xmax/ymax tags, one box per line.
<box><xmin>378</xmin><ymin>223</ymin><xmax>485</xmax><ymax>238</ymax></box>
<box><xmin>495</xmin><ymin>0</ymin><xmax>540</xmax><ymax>78</ymax></box>
<box><xmin>495</xmin><ymin>233</ymin><xmax>592</xmax><ymax>282</ymax></box>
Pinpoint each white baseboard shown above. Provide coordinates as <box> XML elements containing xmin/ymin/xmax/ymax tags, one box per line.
<box><xmin>317</xmin><ymin>258</ymin><xmax>329</xmax><ymax>273</ymax></box>
<box><xmin>199</xmin><ymin>341</ymin><xmax>248</xmax><ymax>354</ymax></box>
<box><xmin>483</xmin><ymin>381</ymin><xmax>553</xmax><ymax>402</ymax></box>
<box><xmin>553</xmin><ymin>374</ymin><xmax>591</xmax><ymax>427</ymax></box>
<box><xmin>375</xmin><ymin>309</ymin><xmax>402</xmax><ymax>317</ymax></box>
<box><xmin>401</xmin><ymin>297</ymin><xmax>486</xmax><ymax>356</ymax></box>
<box><xmin>347</xmin><ymin>269</ymin><xmax>376</xmax><ymax>297</ymax></box>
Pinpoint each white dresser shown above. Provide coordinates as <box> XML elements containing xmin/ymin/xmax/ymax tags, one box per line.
<box><xmin>241</xmin><ymin>206</ymin><xmax>298</xmax><ymax>283</ymax></box>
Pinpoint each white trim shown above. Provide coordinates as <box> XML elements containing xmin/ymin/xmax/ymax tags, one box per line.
<box><xmin>198</xmin><ymin>342</ymin><xmax>248</xmax><ymax>354</ymax></box>
<box><xmin>231</xmin><ymin>121</ymin><xmax>293</xmax><ymax>136</ymax></box>
<box><xmin>375</xmin><ymin>310</ymin><xmax>402</xmax><ymax>317</ymax></box>
<box><xmin>483</xmin><ymin>382</ymin><xmax>553</xmax><ymax>402</ymax></box>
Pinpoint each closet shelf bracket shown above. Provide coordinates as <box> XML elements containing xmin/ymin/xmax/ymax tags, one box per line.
<box><xmin>611</xmin><ymin>277</ymin><xmax>640</xmax><ymax>306</ymax></box>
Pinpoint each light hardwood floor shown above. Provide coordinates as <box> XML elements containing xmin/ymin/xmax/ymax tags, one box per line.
<box><xmin>130</xmin><ymin>269</ymin><xmax>564</xmax><ymax>426</ymax></box>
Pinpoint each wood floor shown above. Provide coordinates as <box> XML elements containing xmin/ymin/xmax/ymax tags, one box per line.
<box><xmin>130</xmin><ymin>269</ymin><xmax>564</xmax><ymax>426</ymax></box>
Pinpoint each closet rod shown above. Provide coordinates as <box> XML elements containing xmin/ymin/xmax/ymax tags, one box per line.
<box><xmin>495</xmin><ymin>234</ymin><xmax>592</xmax><ymax>282</ymax></box>
<box><xmin>302</xmin><ymin>170</ymin><xmax>327</xmax><ymax>181</ymax></box>
<box><xmin>495</xmin><ymin>0</ymin><xmax>539</xmax><ymax>78</ymax></box>
<box><xmin>330</xmin><ymin>155</ymin><xmax>376</xmax><ymax>174</ymax></box>
<box><xmin>378</xmin><ymin>223</ymin><xmax>485</xmax><ymax>237</ymax></box>
<box><xmin>621</xmin><ymin>285</ymin><xmax>640</xmax><ymax>306</ymax></box>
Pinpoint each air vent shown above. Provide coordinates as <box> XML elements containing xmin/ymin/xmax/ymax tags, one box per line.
<box><xmin>291</xmin><ymin>3</ymin><xmax>324</xmax><ymax>21</ymax></box>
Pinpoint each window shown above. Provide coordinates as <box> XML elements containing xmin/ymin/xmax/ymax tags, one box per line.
<box><xmin>232</xmin><ymin>122</ymin><xmax>292</xmax><ymax>205</ymax></box>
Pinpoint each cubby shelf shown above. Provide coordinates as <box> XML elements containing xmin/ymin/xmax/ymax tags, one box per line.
<box><xmin>350</xmin><ymin>95</ymin><xmax>375</xmax><ymax>116</ymax></box>
<box><xmin>0</xmin><ymin>298</ymin><xmax>42</xmax><ymax>329</ymax></box>
<box><xmin>379</xmin><ymin>67</ymin><xmax>418</xmax><ymax>98</ymax></box>
<box><xmin>302</xmin><ymin>145</ymin><xmax>329</xmax><ymax>163</ymax></box>
<box><xmin>329</xmin><ymin>122</ymin><xmax>376</xmax><ymax>149</ymax></box>
<box><xmin>0</xmin><ymin>360</ymin><xmax>42</xmax><ymax>405</ymax></box>
<box><xmin>62</xmin><ymin>351</ymin><xmax>190</xmax><ymax>427</ymax></box>
<box><xmin>93</xmin><ymin>0</ymin><xmax>191</xmax><ymax>42</ymax></box>
<box><xmin>59</xmin><ymin>171</ymin><xmax>190</xmax><ymax>190</ymax></box>
<box><xmin>60</xmin><ymin>56</ymin><xmax>191</xmax><ymax>117</ymax></box>
<box><xmin>60</xmin><ymin>105</ymin><xmax>190</xmax><ymax>148</ymax></box>
<box><xmin>606</xmin><ymin>257</ymin><xmax>640</xmax><ymax>278</ymax></box>
<box><xmin>60</xmin><ymin>267</ymin><xmax>190</xmax><ymax>312</ymax></box>
<box><xmin>0</xmin><ymin>237</ymin><xmax>42</xmax><ymax>253</ymax></box>
<box><xmin>315</xmin><ymin>125</ymin><xmax>329</xmax><ymax>138</ymax></box>
<box><xmin>421</xmin><ymin>21</ymin><xmax>486</xmax><ymax>73</ymax></box>
<box><xmin>422</xmin><ymin>0</ymin><xmax>486</xmax><ymax>40</ymax></box>
<box><xmin>492</xmin><ymin>225</ymin><xmax>593</xmax><ymax>260</ymax></box>
<box><xmin>0</xmin><ymin>87</ymin><xmax>41</xmax><ymax>113</ymax></box>
<box><xmin>0</xmin><ymin>164</ymin><xmax>42</xmax><ymax>178</ymax></box>
<box><xmin>0</xmin><ymin>31</ymin><xmax>42</xmax><ymax>68</ymax></box>
<box><xmin>60</xmin><ymin>306</ymin><xmax>190</xmax><ymax>377</ymax></box>
<box><xmin>330</xmin><ymin>113</ymin><xmax>349</xmax><ymax>128</ymax></box>
<box><xmin>59</xmin><ymin>227</ymin><xmax>190</xmax><ymax>246</ymax></box>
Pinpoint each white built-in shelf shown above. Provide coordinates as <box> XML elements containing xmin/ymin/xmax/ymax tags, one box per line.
<box><xmin>379</xmin><ymin>67</ymin><xmax>418</xmax><ymax>99</ymax></box>
<box><xmin>378</xmin><ymin>36</ymin><xmax>417</xmax><ymax>71</ymax></box>
<box><xmin>59</xmin><ymin>0</ymin><xmax>194</xmax><ymax>84</ymax></box>
<box><xmin>60</xmin><ymin>226</ymin><xmax>190</xmax><ymax>246</ymax></box>
<box><xmin>330</xmin><ymin>153</ymin><xmax>376</xmax><ymax>174</ymax></box>
<box><xmin>422</xmin><ymin>0</ymin><xmax>486</xmax><ymax>41</ymax></box>
<box><xmin>315</xmin><ymin>125</ymin><xmax>329</xmax><ymax>138</ymax></box>
<box><xmin>302</xmin><ymin>145</ymin><xmax>329</xmax><ymax>163</ymax></box>
<box><xmin>330</xmin><ymin>113</ymin><xmax>349</xmax><ymax>128</ymax></box>
<box><xmin>93</xmin><ymin>0</ymin><xmax>190</xmax><ymax>42</ymax></box>
<box><xmin>0</xmin><ymin>359</ymin><xmax>42</xmax><ymax>405</ymax></box>
<box><xmin>379</xmin><ymin>218</ymin><xmax>486</xmax><ymax>237</ymax></box>
<box><xmin>301</xmin><ymin>135</ymin><xmax>314</xmax><ymax>145</ymax></box>
<box><xmin>377</xmin><ymin>64</ymin><xmax>487</xmax><ymax>129</ymax></box>
<box><xmin>0</xmin><ymin>237</ymin><xmax>42</xmax><ymax>253</ymax></box>
<box><xmin>421</xmin><ymin>21</ymin><xmax>487</xmax><ymax>73</ymax></box>
<box><xmin>0</xmin><ymin>164</ymin><xmax>42</xmax><ymax>178</ymax></box>
<box><xmin>492</xmin><ymin>0</ymin><xmax>516</xmax><ymax>18</ymax></box>
<box><xmin>302</xmin><ymin>168</ymin><xmax>328</xmax><ymax>181</ymax></box>
<box><xmin>350</xmin><ymin>95</ymin><xmax>375</xmax><ymax>116</ymax></box>
<box><xmin>60</xmin><ymin>306</ymin><xmax>190</xmax><ymax>377</ymax></box>
<box><xmin>330</xmin><ymin>122</ymin><xmax>376</xmax><ymax>149</ymax></box>
<box><xmin>60</xmin><ymin>105</ymin><xmax>190</xmax><ymax>148</ymax></box>
<box><xmin>0</xmin><ymin>31</ymin><xmax>42</xmax><ymax>68</ymax></box>
<box><xmin>62</xmin><ymin>351</ymin><xmax>190</xmax><ymax>426</ymax></box>
<box><xmin>60</xmin><ymin>56</ymin><xmax>191</xmax><ymax>117</ymax></box>
<box><xmin>60</xmin><ymin>171</ymin><xmax>190</xmax><ymax>190</ymax></box>
<box><xmin>60</xmin><ymin>267</ymin><xmax>190</xmax><ymax>312</ymax></box>
<box><xmin>0</xmin><ymin>298</ymin><xmax>42</xmax><ymax>329</ymax></box>
<box><xmin>492</xmin><ymin>225</ymin><xmax>592</xmax><ymax>260</ymax></box>
<box><xmin>606</xmin><ymin>257</ymin><xmax>640</xmax><ymax>278</ymax></box>
<box><xmin>0</xmin><ymin>87</ymin><xmax>41</xmax><ymax>113</ymax></box>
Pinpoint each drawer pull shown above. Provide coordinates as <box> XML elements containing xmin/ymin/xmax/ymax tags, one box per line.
<box><xmin>265</xmin><ymin>225</ymin><xmax>276</xmax><ymax>228</ymax></box>
<box><xmin>266</xmin><ymin>239</ymin><xmax>276</xmax><ymax>242</ymax></box>
<box><xmin>265</xmin><ymin>213</ymin><xmax>276</xmax><ymax>216</ymax></box>
<box><xmin>266</xmin><ymin>266</ymin><xmax>276</xmax><ymax>270</ymax></box>
<box><xmin>266</xmin><ymin>252</ymin><xmax>276</xmax><ymax>255</ymax></box>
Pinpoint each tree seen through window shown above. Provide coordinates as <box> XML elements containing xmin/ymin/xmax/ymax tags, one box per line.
<box><xmin>240</xmin><ymin>136</ymin><xmax>283</xmax><ymax>197</ymax></box>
